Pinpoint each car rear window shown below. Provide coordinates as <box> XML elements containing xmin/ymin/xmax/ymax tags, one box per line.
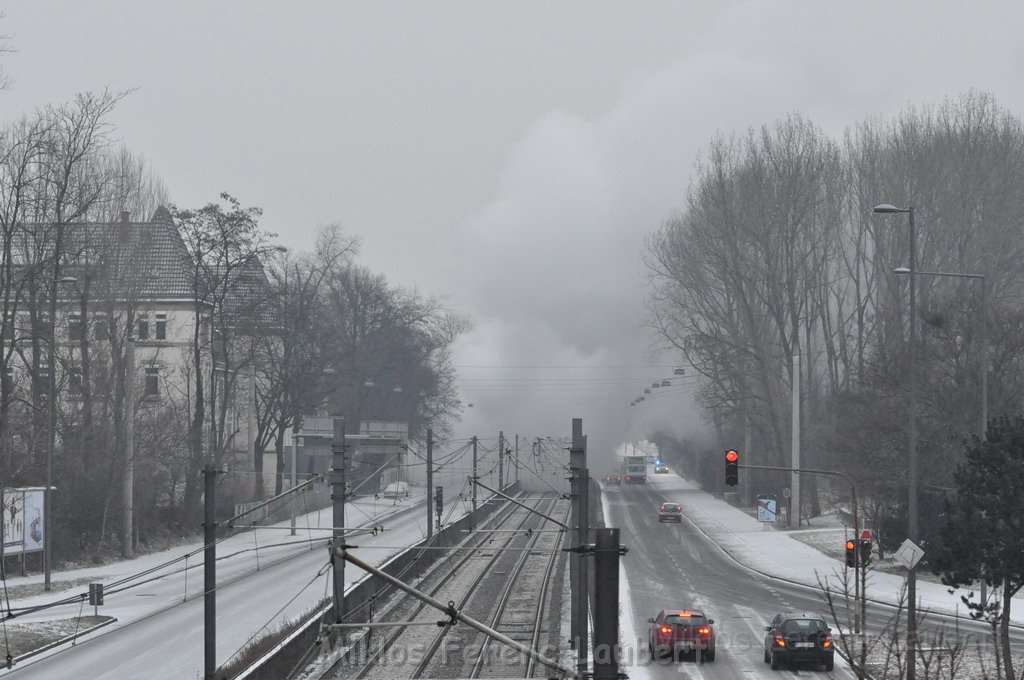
<box><xmin>662</xmin><ymin>504</ymin><xmax>680</xmax><ymax>512</ymax></box>
<box><xmin>666</xmin><ymin>614</ymin><xmax>706</xmax><ymax>625</ymax></box>
<box><xmin>782</xmin><ymin>619</ymin><xmax>826</xmax><ymax>635</ymax></box>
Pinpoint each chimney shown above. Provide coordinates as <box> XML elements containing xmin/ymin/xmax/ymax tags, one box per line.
<box><xmin>121</xmin><ymin>210</ymin><xmax>130</xmax><ymax>223</ymax></box>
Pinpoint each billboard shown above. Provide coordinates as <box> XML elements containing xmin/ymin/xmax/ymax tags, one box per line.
<box><xmin>2</xmin><ymin>488</ymin><xmax>45</xmax><ymax>555</ymax></box>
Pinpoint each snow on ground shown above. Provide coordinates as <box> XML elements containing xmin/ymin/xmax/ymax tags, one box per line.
<box><xmin>648</xmin><ymin>473</ymin><xmax>1011</xmax><ymax>625</ymax></box>
<box><xmin>0</xmin><ymin>490</ymin><xmax>431</xmax><ymax>679</ymax></box>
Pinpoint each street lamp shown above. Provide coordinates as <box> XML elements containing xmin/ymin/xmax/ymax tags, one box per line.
<box><xmin>874</xmin><ymin>202</ymin><xmax>918</xmax><ymax>679</ymax></box>
<box><xmin>44</xmin><ymin>275</ymin><xmax>77</xmax><ymax>591</ymax></box>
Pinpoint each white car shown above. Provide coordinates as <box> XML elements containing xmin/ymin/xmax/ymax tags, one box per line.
<box><xmin>381</xmin><ymin>481</ymin><xmax>411</xmax><ymax>498</ymax></box>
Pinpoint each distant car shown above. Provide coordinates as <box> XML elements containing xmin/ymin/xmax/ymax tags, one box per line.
<box><xmin>604</xmin><ymin>473</ymin><xmax>622</xmax><ymax>486</ymax></box>
<box><xmin>647</xmin><ymin>609</ymin><xmax>716</xmax><ymax>661</ymax></box>
<box><xmin>381</xmin><ymin>481</ymin><xmax>411</xmax><ymax>498</ymax></box>
<box><xmin>763</xmin><ymin>612</ymin><xmax>834</xmax><ymax>671</ymax></box>
<box><xmin>658</xmin><ymin>502</ymin><xmax>683</xmax><ymax>523</ymax></box>
<box><xmin>655</xmin><ymin>465</ymin><xmax>670</xmax><ymax>474</ymax></box>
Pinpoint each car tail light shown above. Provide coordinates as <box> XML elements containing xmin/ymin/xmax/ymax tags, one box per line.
<box><xmin>625</xmin><ymin>476</ymin><xmax>631</xmax><ymax>481</ymax></box>
<box><xmin>773</xmin><ymin>634</ymin><xmax>786</xmax><ymax>647</ymax></box>
<box><xmin>823</xmin><ymin>634</ymin><xmax>833</xmax><ymax>648</ymax></box>
<box><xmin>697</xmin><ymin>626</ymin><xmax>710</xmax><ymax>635</ymax></box>
<box><xmin>659</xmin><ymin>626</ymin><xmax>673</xmax><ymax>636</ymax></box>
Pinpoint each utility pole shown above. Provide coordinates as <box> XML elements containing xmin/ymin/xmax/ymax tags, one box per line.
<box><xmin>498</xmin><ymin>431</ymin><xmax>504</xmax><ymax>491</ymax></box>
<box><xmin>569</xmin><ymin>418</ymin><xmax>589</xmax><ymax>676</ymax></box>
<box><xmin>514</xmin><ymin>434</ymin><xmax>519</xmax><ymax>483</ymax></box>
<box><xmin>332</xmin><ymin>417</ymin><xmax>346</xmax><ymax>623</ymax></box>
<box><xmin>471</xmin><ymin>435</ymin><xmax>478</xmax><ymax>516</ymax></box>
<box><xmin>593</xmin><ymin>528</ymin><xmax>623</xmax><ymax>680</ymax></box>
<box><xmin>203</xmin><ymin>464</ymin><xmax>218</xmax><ymax>680</ymax></box>
<box><xmin>122</xmin><ymin>336</ymin><xmax>136</xmax><ymax>558</ymax></box>
<box><xmin>426</xmin><ymin>428</ymin><xmax>433</xmax><ymax>539</ymax></box>
<box><xmin>792</xmin><ymin>353</ymin><xmax>801</xmax><ymax>528</ymax></box>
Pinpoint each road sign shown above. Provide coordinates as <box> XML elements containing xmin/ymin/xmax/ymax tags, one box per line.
<box><xmin>894</xmin><ymin>539</ymin><xmax>925</xmax><ymax>570</ymax></box>
<box><xmin>756</xmin><ymin>494</ymin><xmax>778</xmax><ymax>523</ymax></box>
<box><xmin>782</xmin><ymin>487</ymin><xmax>792</xmax><ymax>499</ymax></box>
<box><xmin>861</xmin><ymin>529</ymin><xmax>872</xmax><ymax>540</ymax></box>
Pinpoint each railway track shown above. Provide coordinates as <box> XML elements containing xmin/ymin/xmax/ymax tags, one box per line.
<box><xmin>468</xmin><ymin>500</ymin><xmax>571</xmax><ymax>679</ymax></box>
<box><xmin>332</xmin><ymin>493</ymin><xmax>564</xmax><ymax>680</ymax></box>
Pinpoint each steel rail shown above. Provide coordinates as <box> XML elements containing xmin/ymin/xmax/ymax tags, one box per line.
<box><xmin>525</xmin><ymin>502</ymin><xmax>572</xmax><ymax>679</ymax></box>
<box><xmin>409</xmin><ymin>497</ymin><xmax>558</xmax><ymax>678</ymax></box>
<box><xmin>470</xmin><ymin>500</ymin><xmax>571</xmax><ymax>678</ymax></box>
<box><xmin>348</xmin><ymin>493</ymin><xmax>546</xmax><ymax>679</ymax></box>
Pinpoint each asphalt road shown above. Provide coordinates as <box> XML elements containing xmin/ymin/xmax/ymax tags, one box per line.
<box><xmin>1</xmin><ymin>495</ymin><xmax>431</xmax><ymax>680</ymax></box>
<box><xmin>603</xmin><ymin>471</ymin><xmax>1015</xmax><ymax>679</ymax></box>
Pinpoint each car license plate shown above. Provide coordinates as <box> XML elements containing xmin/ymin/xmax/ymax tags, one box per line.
<box><xmin>675</xmin><ymin>641</ymin><xmax>695</xmax><ymax>650</ymax></box>
<box><xmin>794</xmin><ymin>642</ymin><xmax>815</xmax><ymax>648</ymax></box>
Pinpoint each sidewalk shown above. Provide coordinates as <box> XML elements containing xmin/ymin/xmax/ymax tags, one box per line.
<box><xmin>649</xmin><ymin>473</ymin><xmax>1013</xmax><ymax>625</ymax></box>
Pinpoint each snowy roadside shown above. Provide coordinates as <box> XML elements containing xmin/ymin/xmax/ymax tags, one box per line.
<box><xmin>648</xmin><ymin>473</ymin><xmax>1018</xmax><ymax>626</ymax></box>
<box><xmin>0</xmin><ymin>491</ymin><xmax>429</xmax><ymax>674</ymax></box>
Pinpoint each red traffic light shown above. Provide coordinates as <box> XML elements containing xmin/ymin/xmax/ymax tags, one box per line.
<box><xmin>845</xmin><ymin>540</ymin><xmax>855</xmax><ymax>551</ymax></box>
<box><xmin>725</xmin><ymin>450</ymin><xmax>739</xmax><ymax>462</ymax></box>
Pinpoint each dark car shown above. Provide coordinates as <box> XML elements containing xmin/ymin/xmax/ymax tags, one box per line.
<box><xmin>647</xmin><ymin>609</ymin><xmax>715</xmax><ymax>662</ymax></box>
<box><xmin>658</xmin><ymin>502</ymin><xmax>683</xmax><ymax>523</ymax></box>
<box><xmin>763</xmin><ymin>612</ymin><xmax>834</xmax><ymax>671</ymax></box>
<box><xmin>654</xmin><ymin>465</ymin><xmax>670</xmax><ymax>474</ymax></box>
<box><xmin>603</xmin><ymin>473</ymin><xmax>622</xmax><ymax>485</ymax></box>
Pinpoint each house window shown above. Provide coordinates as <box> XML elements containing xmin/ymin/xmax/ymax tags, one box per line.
<box><xmin>136</xmin><ymin>315</ymin><xmax>149</xmax><ymax>341</ymax></box>
<box><xmin>68</xmin><ymin>368</ymin><xmax>82</xmax><ymax>393</ymax></box>
<box><xmin>145</xmin><ymin>367</ymin><xmax>160</xmax><ymax>398</ymax></box>
<box><xmin>38</xmin><ymin>365</ymin><xmax>50</xmax><ymax>395</ymax></box>
<box><xmin>155</xmin><ymin>312</ymin><xmax>167</xmax><ymax>340</ymax></box>
<box><xmin>94</xmin><ymin>316</ymin><xmax>109</xmax><ymax>341</ymax></box>
<box><xmin>68</xmin><ymin>313</ymin><xmax>84</xmax><ymax>342</ymax></box>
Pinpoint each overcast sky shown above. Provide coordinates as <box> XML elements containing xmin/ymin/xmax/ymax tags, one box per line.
<box><xmin>5</xmin><ymin>2</ymin><xmax>1024</xmax><ymax>466</ymax></box>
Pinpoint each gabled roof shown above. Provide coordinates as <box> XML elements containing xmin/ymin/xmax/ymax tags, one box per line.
<box><xmin>18</xmin><ymin>207</ymin><xmax>196</xmax><ymax>302</ymax></box>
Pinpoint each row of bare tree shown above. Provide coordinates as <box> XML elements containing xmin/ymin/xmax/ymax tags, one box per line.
<box><xmin>0</xmin><ymin>92</ymin><xmax>466</xmax><ymax>562</ymax></box>
<box><xmin>646</xmin><ymin>91</ymin><xmax>1024</xmax><ymax>552</ymax></box>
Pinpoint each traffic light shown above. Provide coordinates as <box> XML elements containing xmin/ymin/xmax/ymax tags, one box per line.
<box><xmin>845</xmin><ymin>540</ymin><xmax>857</xmax><ymax>568</ymax></box>
<box><xmin>858</xmin><ymin>539</ymin><xmax>872</xmax><ymax>567</ymax></box>
<box><xmin>725</xmin><ymin>450</ymin><xmax>739</xmax><ymax>486</ymax></box>
<box><xmin>434</xmin><ymin>486</ymin><xmax>444</xmax><ymax>522</ymax></box>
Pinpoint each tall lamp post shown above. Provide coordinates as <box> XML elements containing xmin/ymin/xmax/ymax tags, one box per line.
<box><xmin>44</xmin><ymin>275</ymin><xmax>77</xmax><ymax>591</ymax></box>
<box><xmin>874</xmin><ymin>203</ymin><xmax>919</xmax><ymax>678</ymax></box>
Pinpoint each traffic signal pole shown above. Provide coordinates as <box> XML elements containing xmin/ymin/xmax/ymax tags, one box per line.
<box><xmin>737</xmin><ymin>462</ymin><xmax>864</xmax><ymax>633</ymax></box>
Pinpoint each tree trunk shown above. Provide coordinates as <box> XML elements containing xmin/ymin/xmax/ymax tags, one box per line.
<box><xmin>275</xmin><ymin>421</ymin><xmax>289</xmax><ymax>496</ymax></box>
<box><xmin>254</xmin><ymin>438</ymin><xmax>265</xmax><ymax>499</ymax></box>
<box><xmin>1000</xmin><ymin>581</ymin><xmax>1014</xmax><ymax>680</ymax></box>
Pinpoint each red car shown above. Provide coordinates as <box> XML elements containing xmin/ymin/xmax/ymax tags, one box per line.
<box><xmin>658</xmin><ymin>502</ymin><xmax>683</xmax><ymax>523</ymax></box>
<box><xmin>647</xmin><ymin>609</ymin><xmax>716</xmax><ymax>661</ymax></box>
